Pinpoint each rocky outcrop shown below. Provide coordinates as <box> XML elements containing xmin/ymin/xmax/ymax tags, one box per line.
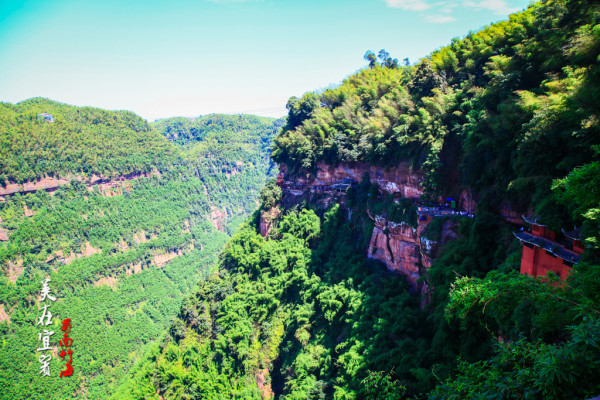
<box><xmin>0</xmin><ymin>217</ymin><xmax>7</xmax><ymax>241</ymax></box>
<box><xmin>183</xmin><ymin>219</ymin><xmax>191</xmax><ymax>233</ymax></box>
<box><xmin>367</xmin><ymin>214</ymin><xmax>461</xmax><ymax>289</ymax></box>
<box><xmin>152</xmin><ymin>249</ymin><xmax>183</xmax><ymax>268</ymax></box>
<box><xmin>259</xmin><ymin>207</ymin><xmax>281</xmax><ymax>237</ymax></box>
<box><xmin>7</xmin><ymin>258</ymin><xmax>23</xmax><ymax>284</ymax></box>
<box><xmin>419</xmin><ymin>219</ymin><xmax>459</xmax><ymax>269</ymax></box>
<box><xmin>0</xmin><ymin>177</ymin><xmax>69</xmax><ymax>196</ymax></box>
<box><xmin>133</xmin><ymin>231</ymin><xmax>150</xmax><ymax>244</ymax></box>
<box><xmin>225</xmin><ymin>167</ymin><xmax>241</xmax><ymax>179</ymax></box>
<box><xmin>93</xmin><ymin>276</ymin><xmax>118</xmax><ymax>289</ymax></box>
<box><xmin>458</xmin><ymin>188</ymin><xmax>529</xmax><ymax>226</ymax></box>
<box><xmin>458</xmin><ymin>189</ymin><xmax>478</xmax><ymax>214</ymax></box>
<box><xmin>256</xmin><ymin>368</ymin><xmax>273</xmax><ymax>399</ymax></box>
<box><xmin>279</xmin><ymin>162</ymin><xmax>520</xmax><ymax>290</ymax></box>
<box><xmin>0</xmin><ymin>304</ymin><xmax>10</xmax><ymax>324</ymax></box>
<box><xmin>126</xmin><ymin>262</ymin><xmax>144</xmax><ymax>276</ymax></box>
<box><xmin>209</xmin><ymin>206</ymin><xmax>228</xmax><ymax>232</ymax></box>
<box><xmin>368</xmin><ymin>217</ymin><xmax>422</xmax><ymax>288</ymax></box>
<box><xmin>24</xmin><ymin>205</ymin><xmax>35</xmax><ymax>217</ymax></box>
<box><xmin>281</xmin><ymin>162</ymin><xmax>428</xmax><ymax>286</ymax></box>
<box><xmin>81</xmin><ymin>241</ymin><xmax>101</xmax><ymax>257</ymax></box>
<box><xmin>499</xmin><ymin>201</ymin><xmax>530</xmax><ymax>225</ymax></box>
<box><xmin>45</xmin><ymin>242</ymin><xmax>102</xmax><ymax>265</ymax></box>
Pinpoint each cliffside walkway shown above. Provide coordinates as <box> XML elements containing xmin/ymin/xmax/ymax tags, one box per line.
<box><xmin>417</xmin><ymin>207</ymin><xmax>474</xmax><ymax>218</ymax></box>
<box><xmin>281</xmin><ymin>180</ymin><xmax>355</xmax><ymax>195</ymax></box>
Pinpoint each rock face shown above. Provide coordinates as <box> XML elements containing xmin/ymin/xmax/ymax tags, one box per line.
<box><xmin>0</xmin><ymin>304</ymin><xmax>10</xmax><ymax>324</ymax></box>
<box><xmin>93</xmin><ymin>276</ymin><xmax>118</xmax><ymax>289</ymax></box>
<box><xmin>259</xmin><ymin>207</ymin><xmax>281</xmax><ymax>237</ymax></box>
<box><xmin>458</xmin><ymin>189</ymin><xmax>478</xmax><ymax>214</ymax></box>
<box><xmin>133</xmin><ymin>231</ymin><xmax>150</xmax><ymax>244</ymax></box>
<box><xmin>24</xmin><ymin>205</ymin><xmax>35</xmax><ymax>217</ymax></box>
<box><xmin>419</xmin><ymin>219</ymin><xmax>459</xmax><ymax>269</ymax></box>
<box><xmin>0</xmin><ymin>171</ymin><xmax>158</xmax><ymax>197</ymax></box>
<box><xmin>281</xmin><ymin>161</ymin><xmax>430</xmax><ymax>286</ymax></box>
<box><xmin>152</xmin><ymin>249</ymin><xmax>183</xmax><ymax>268</ymax></box>
<box><xmin>256</xmin><ymin>368</ymin><xmax>274</xmax><ymax>400</ymax></box>
<box><xmin>209</xmin><ymin>206</ymin><xmax>228</xmax><ymax>232</ymax></box>
<box><xmin>7</xmin><ymin>258</ymin><xmax>23</xmax><ymax>284</ymax></box>
<box><xmin>368</xmin><ymin>217</ymin><xmax>422</xmax><ymax>287</ymax></box>
<box><xmin>499</xmin><ymin>200</ymin><xmax>530</xmax><ymax>225</ymax></box>
<box><xmin>367</xmin><ymin>215</ymin><xmax>461</xmax><ymax>289</ymax></box>
<box><xmin>281</xmin><ymin>161</ymin><xmax>424</xmax><ymax>197</ymax></box>
<box><xmin>278</xmin><ymin>161</ymin><xmax>522</xmax><ymax>288</ymax></box>
<box><xmin>0</xmin><ymin>177</ymin><xmax>69</xmax><ymax>196</ymax></box>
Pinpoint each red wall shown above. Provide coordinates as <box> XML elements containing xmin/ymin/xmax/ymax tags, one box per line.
<box><xmin>573</xmin><ymin>240</ymin><xmax>585</xmax><ymax>254</ymax></box>
<box><xmin>520</xmin><ymin>245</ymin><xmax>572</xmax><ymax>280</ymax></box>
<box><xmin>532</xmin><ymin>225</ymin><xmax>556</xmax><ymax>240</ymax></box>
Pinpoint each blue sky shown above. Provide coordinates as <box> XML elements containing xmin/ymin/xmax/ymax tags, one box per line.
<box><xmin>0</xmin><ymin>0</ymin><xmax>532</xmax><ymax>121</ymax></box>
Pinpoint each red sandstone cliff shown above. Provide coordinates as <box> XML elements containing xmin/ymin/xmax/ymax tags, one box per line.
<box><xmin>281</xmin><ymin>161</ymin><xmax>424</xmax><ymax>197</ymax></box>
<box><xmin>367</xmin><ymin>214</ymin><xmax>461</xmax><ymax>289</ymax></box>
<box><xmin>368</xmin><ymin>217</ymin><xmax>422</xmax><ymax>286</ymax></box>
<box><xmin>0</xmin><ymin>171</ymin><xmax>159</xmax><ymax>197</ymax></box>
<box><xmin>281</xmin><ymin>162</ymin><xmax>431</xmax><ymax>286</ymax></box>
<box><xmin>277</xmin><ymin>161</ymin><xmax>523</xmax><ymax>288</ymax></box>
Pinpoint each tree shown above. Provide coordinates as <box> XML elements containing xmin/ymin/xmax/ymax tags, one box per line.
<box><xmin>378</xmin><ymin>49</ymin><xmax>399</xmax><ymax>69</ymax></box>
<box><xmin>259</xmin><ymin>179</ymin><xmax>282</xmax><ymax>210</ymax></box>
<box><xmin>284</xmin><ymin>93</ymin><xmax>320</xmax><ymax>131</ymax></box>
<box><xmin>364</xmin><ymin>50</ymin><xmax>378</xmax><ymax>68</ymax></box>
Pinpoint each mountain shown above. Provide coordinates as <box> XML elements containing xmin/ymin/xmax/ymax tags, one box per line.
<box><xmin>117</xmin><ymin>0</ymin><xmax>600</xmax><ymax>399</ymax></box>
<box><xmin>0</xmin><ymin>97</ymin><xmax>175</xmax><ymax>183</ymax></box>
<box><xmin>0</xmin><ymin>101</ymin><xmax>282</xmax><ymax>399</ymax></box>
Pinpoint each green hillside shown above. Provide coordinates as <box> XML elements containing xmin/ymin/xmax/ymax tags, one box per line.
<box><xmin>0</xmin><ymin>98</ymin><xmax>175</xmax><ymax>183</ymax></box>
<box><xmin>118</xmin><ymin>0</ymin><xmax>600</xmax><ymax>399</ymax></box>
<box><xmin>0</xmin><ymin>102</ymin><xmax>281</xmax><ymax>399</ymax></box>
<box><xmin>154</xmin><ymin>114</ymin><xmax>284</xmax><ymax>231</ymax></box>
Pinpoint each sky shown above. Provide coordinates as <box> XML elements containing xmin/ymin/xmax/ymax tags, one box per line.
<box><xmin>0</xmin><ymin>0</ymin><xmax>533</xmax><ymax>121</ymax></box>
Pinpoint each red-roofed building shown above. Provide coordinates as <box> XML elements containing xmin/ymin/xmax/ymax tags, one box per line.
<box><xmin>514</xmin><ymin>216</ymin><xmax>583</xmax><ymax>280</ymax></box>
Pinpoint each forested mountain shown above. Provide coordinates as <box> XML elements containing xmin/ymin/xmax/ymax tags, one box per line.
<box><xmin>154</xmin><ymin>115</ymin><xmax>284</xmax><ymax>229</ymax></box>
<box><xmin>118</xmin><ymin>0</ymin><xmax>600</xmax><ymax>399</ymax></box>
<box><xmin>0</xmin><ymin>98</ymin><xmax>175</xmax><ymax>183</ymax></box>
<box><xmin>0</xmin><ymin>101</ymin><xmax>282</xmax><ymax>399</ymax></box>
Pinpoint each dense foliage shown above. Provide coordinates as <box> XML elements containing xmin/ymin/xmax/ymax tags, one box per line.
<box><xmin>119</xmin><ymin>186</ymin><xmax>600</xmax><ymax>399</ymax></box>
<box><xmin>154</xmin><ymin>114</ymin><xmax>284</xmax><ymax>227</ymax></box>
<box><xmin>0</xmin><ymin>103</ymin><xmax>281</xmax><ymax>399</ymax></box>
<box><xmin>115</xmin><ymin>206</ymin><xmax>436</xmax><ymax>399</ymax></box>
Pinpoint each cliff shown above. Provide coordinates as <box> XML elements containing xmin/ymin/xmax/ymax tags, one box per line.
<box><xmin>209</xmin><ymin>206</ymin><xmax>228</xmax><ymax>232</ymax></box>
<box><xmin>276</xmin><ymin>161</ymin><xmax>521</xmax><ymax>289</ymax></box>
<box><xmin>277</xmin><ymin>162</ymin><xmax>433</xmax><ymax>286</ymax></box>
<box><xmin>0</xmin><ymin>171</ymin><xmax>158</xmax><ymax>197</ymax></box>
<box><xmin>280</xmin><ymin>161</ymin><xmax>424</xmax><ymax>197</ymax></box>
<box><xmin>367</xmin><ymin>216</ymin><xmax>422</xmax><ymax>286</ymax></box>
